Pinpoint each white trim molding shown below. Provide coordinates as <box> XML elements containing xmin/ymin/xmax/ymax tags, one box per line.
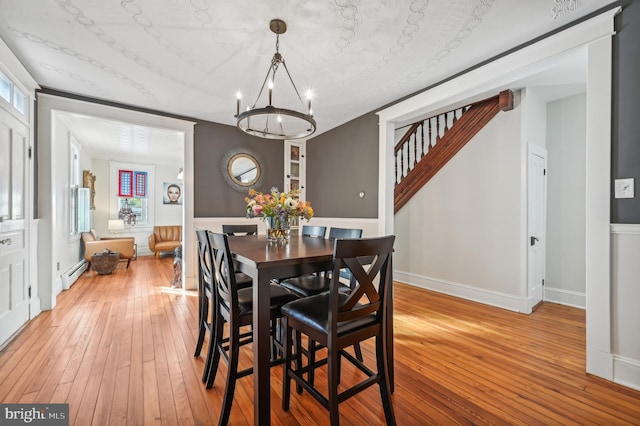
<box><xmin>543</xmin><ymin>287</ymin><xmax>585</xmax><ymax>309</ymax></box>
<box><xmin>611</xmin><ymin>223</ymin><xmax>640</xmax><ymax>235</ymax></box>
<box><xmin>394</xmin><ymin>270</ymin><xmax>521</xmax><ymax>313</ymax></box>
<box><xmin>613</xmin><ymin>355</ymin><xmax>640</xmax><ymax>392</ymax></box>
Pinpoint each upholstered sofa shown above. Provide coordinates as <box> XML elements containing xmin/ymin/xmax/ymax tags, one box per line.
<box><xmin>81</xmin><ymin>230</ymin><xmax>135</xmax><ymax>269</ymax></box>
<box><xmin>148</xmin><ymin>225</ymin><xmax>182</xmax><ymax>258</ymax></box>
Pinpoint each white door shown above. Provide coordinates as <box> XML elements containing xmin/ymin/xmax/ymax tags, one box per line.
<box><xmin>0</xmin><ymin>108</ymin><xmax>29</xmax><ymax>346</ymax></box>
<box><xmin>527</xmin><ymin>145</ymin><xmax>547</xmax><ymax>311</ymax></box>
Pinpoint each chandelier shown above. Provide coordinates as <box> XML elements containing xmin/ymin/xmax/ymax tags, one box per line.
<box><xmin>235</xmin><ymin>19</ymin><xmax>316</xmax><ymax>140</ymax></box>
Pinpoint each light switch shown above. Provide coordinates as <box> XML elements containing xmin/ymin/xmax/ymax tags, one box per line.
<box><xmin>614</xmin><ymin>178</ymin><xmax>634</xmax><ymax>199</ymax></box>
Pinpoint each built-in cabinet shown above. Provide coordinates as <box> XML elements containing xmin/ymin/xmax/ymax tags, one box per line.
<box><xmin>284</xmin><ymin>139</ymin><xmax>306</xmax><ymax>232</ymax></box>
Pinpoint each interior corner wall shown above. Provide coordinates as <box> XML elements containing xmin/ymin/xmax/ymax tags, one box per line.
<box><xmin>394</xmin><ymin>101</ymin><xmax>523</xmax><ymax>311</ymax></box>
<box><xmin>306</xmin><ymin>112</ymin><xmax>378</xmax><ymax>218</ymax></box>
<box><xmin>545</xmin><ymin>93</ymin><xmax>587</xmax><ymax>302</ymax></box>
<box><xmin>193</xmin><ymin>120</ymin><xmax>283</xmax><ymax>217</ymax></box>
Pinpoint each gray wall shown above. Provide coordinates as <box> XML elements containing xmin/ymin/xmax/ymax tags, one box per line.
<box><xmin>193</xmin><ymin>121</ymin><xmax>283</xmax><ymax>217</ymax></box>
<box><xmin>306</xmin><ymin>112</ymin><xmax>379</xmax><ymax>218</ymax></box>
<box><xmin>612</xmin><ymin>0</ymin><xmax>640</xmax><ymax>223</ymax></box>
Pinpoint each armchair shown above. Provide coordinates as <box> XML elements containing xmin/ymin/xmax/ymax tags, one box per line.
<box><xmin>148</xmin><ymin>225</ymin><xmax>182</xmax><ymax>258</ymax></box>
<box><xmin>81</xmin><ymin>230</ymin><xmax>135</xmax><ymax>269</ymax></box>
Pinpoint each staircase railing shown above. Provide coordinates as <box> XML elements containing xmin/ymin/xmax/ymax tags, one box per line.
<box><xmin>394</xmin><ymin>90</ymin><xmax>513</xmax><ymax>213</ymax></box>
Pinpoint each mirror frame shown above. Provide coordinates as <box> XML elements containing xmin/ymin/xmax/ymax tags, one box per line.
<box><xmin>227</xmin><ymin>153</ymin><xmax>260</xmax><ymax>187</ymax></box>
<box><xmin>221</xmin><ymin>148</ymin><xmax>266</xmax><ymax>192</ymax></box>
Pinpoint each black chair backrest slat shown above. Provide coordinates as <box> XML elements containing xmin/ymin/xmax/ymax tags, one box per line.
<box><xmin>328</xmin><ymin>227</ymin><xmax>362</xmax><ymax>240</ymax></box>
<box><xmin>301</xmin><ymin>225</ymin><xmax>326</xmax><ymax>238</ymax></box>
<box><xmin>195</xmin><ymin>229</ymin><xmax>214</xmax><ymax>294</ymax></box>
<box><xmin>208</xmin><ymin>231</ymin><xmax>239</xmax><ymax>308</ymax></box>
<box><xmin>221</xmin><ymin>224</ymin><xmax>258</xmax><ymax>236</ymax></box>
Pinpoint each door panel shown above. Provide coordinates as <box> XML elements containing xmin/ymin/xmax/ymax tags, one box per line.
<box><xmin>0</xmin><ymin>108</ymin><xmax>29</xmax><ymax>347</ymax></box>
<box><xmin>527</xmin><ymin>146</ymin><xmax>547</xmax><ymax>311</ymax></box>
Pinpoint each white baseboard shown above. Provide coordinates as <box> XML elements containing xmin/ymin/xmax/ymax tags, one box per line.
<box><xmin>62</xmin><ymin>260</ymin><xmax>88</xmax><ymax>290</ymax></box>
<box><xmin>394</xmin><ymin>270</ymin><xmax>521</xmax><ymax>312</ymax></box>
<box><xmin>613</xmin><ymin>355</ymin><xmax>640</xmax><ymax>392</ymax></box>
<box><xmin>543</xmin><ymin>286</ymin><xmax>586</xmax><ymax>309</ymax></box>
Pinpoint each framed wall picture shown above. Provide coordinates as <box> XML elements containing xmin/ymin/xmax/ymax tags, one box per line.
<box><xmin>163</xmin><ymin>182</ymin><xmax>183</xmax><ymax>205</ymax></box>
<box><xmin>83</xmin><ymin>170</ymin><xmax>96</xmax><ymax>210</ymax></box>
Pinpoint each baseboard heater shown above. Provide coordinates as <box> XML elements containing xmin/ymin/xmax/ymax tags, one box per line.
<box><xmin>62</xmin><ymin>260</ymin><xmax>88</xmax><ymax>290</ymax></box>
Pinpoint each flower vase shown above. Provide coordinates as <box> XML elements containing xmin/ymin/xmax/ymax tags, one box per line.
<box><xmin>265</xmin><ymin>216</ymin><xmax>290</xmax><ymax>243</ymax></box>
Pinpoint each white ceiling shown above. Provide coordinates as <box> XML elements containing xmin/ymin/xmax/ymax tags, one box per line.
<box><xmin>0</xmin><ymin>0</ymin><xmax>615</xmax><ymax>163</ymax></box>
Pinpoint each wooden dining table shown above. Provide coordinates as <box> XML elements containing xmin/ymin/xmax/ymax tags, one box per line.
<box><xmin>226</xmin><ymin>234</ymin><xmax>394</xmax><ymax>426</ymax></box>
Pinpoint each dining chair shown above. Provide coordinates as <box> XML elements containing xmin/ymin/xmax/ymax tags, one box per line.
<box><xmin>279</xmin><ymin>227</ymin><xmax>365</xmax><ymax>376</ymax></box>
<box><xmin>204</xmin><ymin>231</ymin><xmax>299</xmax><ymax>425</ymax></box>
<box><xmin>221</xmin><ymin>224</ymin><xmax>258</xmax><ymax>236</ymax></box>
<box><xmin>221</xmin><ymin>224</ymin><xmax>256</xmax><ymax>288</ymax></box>
<box><xmin>269</xmin><ymin>224</ymin><xmax>327</xmax><ymax>287</ymax></box>
<box><xmin>194</xmin><ymin>229</ymin><xmax>253</xmax><ymax>384</ymax></box>
<box><xmin>193</xmin><ymin>229</ymin><xmax>218</xmax><ymax>383</ymax></box>
<box><xmin>279</xmin><ymin>227</ymin><xmax>362</xmax><ymax>297</ymax></box>
<box><xmin>281</xmin><ymin>235</ymin><xmax>397</xmax><ymax>426</ymax></box>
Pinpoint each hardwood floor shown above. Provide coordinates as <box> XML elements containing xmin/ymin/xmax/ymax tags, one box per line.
<box><xmin>1</xmin><ymin>256</ymin><xmax>639</xmax><ymax>425</ymax></box>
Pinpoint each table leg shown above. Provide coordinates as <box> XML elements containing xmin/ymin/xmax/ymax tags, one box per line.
<box><xmin>253</xmin><ymin>272</ymin><xmax>271</xmax><ymax>425</ymax></box>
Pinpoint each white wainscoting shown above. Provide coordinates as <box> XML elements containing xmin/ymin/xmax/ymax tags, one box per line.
<box><xmin>610</xmin><ymin>223</ymin><xmax>640</xmax><ymax>391</ymax></box>
<box><xmin>192</xmin><ymin>217</ymin><xmax>380</xmax><ymax>237</ymax></box>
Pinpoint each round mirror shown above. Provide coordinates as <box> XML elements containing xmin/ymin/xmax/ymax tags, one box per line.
<box><xmin>228</xmin><ymin>153</ymin><xmax>261</xmax><ymax>187</ymax></box>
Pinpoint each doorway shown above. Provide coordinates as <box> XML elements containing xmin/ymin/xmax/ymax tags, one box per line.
<box><xmin>37</xmin><ymin>94</ymin><xmax>196</xmax><ymax>311</ymax></box>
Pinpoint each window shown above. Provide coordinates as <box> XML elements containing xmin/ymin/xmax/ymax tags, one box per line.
<box><xmin>0</xmin><ymin>72</ymin><xmax>10</xmax><ymax>103</ymax></box>
<box><xmin>0</xmin><ymin>70</ymin><xmax>28</xmax><ymax>116</ymax></box>
<box><xmin>112</xmin><ymin>164</ymin><xmax>153</xmax><ymax>227</ymax></box>
<box><xmin>13</xmin><ymin>87</ymin><xmax>26</xmax><ymax>115</ymax></box>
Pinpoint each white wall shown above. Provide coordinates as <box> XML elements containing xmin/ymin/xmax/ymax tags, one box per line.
<box><xmin>523</xmin><ymin>89</ymin><xmax>547</xmax><ymax>149</ymax></box>
<box><xmin>394</xmin><ymin>97</ymin><xmax>523</xmax><ymax>311</ymax></box>
<box><xmin>154</xmin><ymin>164</ymin><xmax>184</xmax><ymax>226</ymax></box>
<box><xmin>53</xmin><ymin>116</ymin><xmax>92</xmax><ymax>286</ymax></box>
<box><xmin>545</xmin><ymin>93</ymin><xmax>587</xmax><ymax>306</ymax></box>
<box><xmin>92</xmin><ymin>159</ymin><xmax>110</xmax><ymax>238</ymax></box>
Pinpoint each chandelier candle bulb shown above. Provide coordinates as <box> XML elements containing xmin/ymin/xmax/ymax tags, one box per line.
<box><xmin>268</xmin><ymin>81</ymin><xmax>273</xmax><ymax>106</ymax></box>
<box><xmin>236</xmin><ymin>93</ymin><xmax>241</xmax><ymax>116</ymax></box>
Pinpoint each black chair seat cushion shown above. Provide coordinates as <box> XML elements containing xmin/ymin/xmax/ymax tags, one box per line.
<box><xmin>229</xmin><ymin>284</ymin><xmax>299</xmax><ymax>317</ymax></box>
<box><xmin>281</xmin><ymin>293</ymin><xmax>376</xmax><ymax>336</ymax></box>
<box><xmin>280</xmin><ymin>275</ymin><xmax>350</xmax><ymax>298</ymax></box>
<box><xmin>235</xmin><ymin>272</ymin><xmax>253</xmax><ymax>289</ymax></box>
